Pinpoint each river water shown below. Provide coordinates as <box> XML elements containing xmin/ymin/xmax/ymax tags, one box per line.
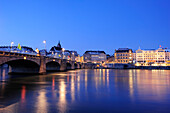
<box><xmin>0</xmin><ymin>69</ymin><xmax>170</xmax><ymax>113</ymax></box>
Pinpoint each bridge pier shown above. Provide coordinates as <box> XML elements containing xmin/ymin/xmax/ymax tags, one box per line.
<box><xmin>81</xmin><ymin>63</ymin><xmax>85</xmax><ymax>69</ymax></box>
<box><xmin>77</xmin><ymin>64</ymin><xmax>80</xmax><ymax>69</ymax></box>
<box><xmin>60</xmin><ymin>63</ymin><xmax>66</xmax><ymax>71</ymax></box>
<box><xmin>71</xmin><ymin>64</ymin><xmax>75</xmax><ymax>70</ymax></box>
<box><xmin>39</xmin><ymin>56</ymin><xmax>46</xmax><ymax>74</ymax></box>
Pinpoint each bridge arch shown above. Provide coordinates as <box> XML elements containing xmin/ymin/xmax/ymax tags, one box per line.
<box><xmin>0</xmin><ymin>56</ymin><xmax>40</xmax><ymax>66</ymax></box>
<box><xmin>74</xmin><ymin>63</ymin><xmax>81</xmax><ymax>69</ymax></box>
<box><xmin>74</xmin><ymin>63</ymin><xmax>78</xmax><ymax>69</ymax></box>
<box><xmin>3</xmin><ymin>59</ymin><xmax>40</xmax><ymax>74</ymax></box>
<box><xmin>66</xmin><ymin>63</ymin><xmax>72</xmax><ymax>70</ymax></box>
<box><xmin>46</xmin><ymin>61</ymin><xmax>60</xmax><ymax>71</ymax></box>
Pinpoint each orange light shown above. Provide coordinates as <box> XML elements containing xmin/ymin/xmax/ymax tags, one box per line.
<box><xmin>24</xmin><ymin>57</ymin><xmax>26</xmax><ymax>60</ymax></box>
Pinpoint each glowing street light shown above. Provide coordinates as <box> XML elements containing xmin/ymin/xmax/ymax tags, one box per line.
<box><xmin>43</xmin><ymin>40</ymin><xmax>46</xmax><ymax>50</ymax></box>
<box><xmin>72</xmin><ymin>52</ymin><xmax>75</xmax><ymax>61</ymax></box>
<box><xmin>24</xmin><ymin>57</ymin><xmax>27</xmax><ymax>60</ymax></box>
<box><xmin>11</xmin><ymin>41</ymin><xmax>14</xmax><ymax>52</ymax></box>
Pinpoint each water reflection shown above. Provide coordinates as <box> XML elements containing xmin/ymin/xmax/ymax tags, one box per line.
<box><xmin>21</xmin><ymin>86</ymin><xmax>26</xmax><ymax>103</ymax></box>
<box><xmin>58</xmin><ymin>80</ymin><xmax>67</xmax><ymax>113</ymax></box>
<box><xmin>129</xmin><ymin>70</ymin><xmax>134</xmax><ymax>100</ymax></box>
<box><xmin>71</xmin><ymin>74</ymin><xmax>75</xmax><ymax>102</ymax></box>
<box><xmin>0</xmin><ymin>65</ymin><xmax>9</xmax><ymax>82</ymax></box>
<box><xmin>107</xmin><ymin>69</ymin><xmax>109</xmax><ymax>87</ymax></box>
<box><xmin>0</xmin><ymin>82</ymin><xmax>5</xmax><ymax>99</ymax></box>
<box><xmin>135</xmin><ymin>70</ymin><xmax>170</xmax><ymax>101</ymax></box>
<box><xmin>36</xmin><ymin>89</ymin><xmax>48</xmax><ymax>113</ymax></box>
<box><xmin>0</xmin><ymin>69</ymin><xmax>170</xmax><ymax>112</ymax></box>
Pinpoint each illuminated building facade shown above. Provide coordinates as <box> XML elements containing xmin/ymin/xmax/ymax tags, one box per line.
<box><xmin>114</xmin><ymin>48</ymin><xmax>133</xmax><ymax>64</ymax></box>
<box><xmin>135</xmin><ymin>47</ymin><xmax>170</xmax><ymax>66</ymax></box>
<box><xmin>83</xmin><ymin>51</ymin><xmax>106</xmax><ymax>63</ymax></box>
<box><xmin>48</xmin><ymin>42</ymin><xmax>79</xmax><ymax>61</ymax></box>
<box><xmin>80</xmin><ymin>56</ymin><xmax>84</xmax><ymax>63</ymax></box>
<box><xmin>48</xmin><ymin>41</ymin><xmax>63</xmax><ymax>58</ymax></box>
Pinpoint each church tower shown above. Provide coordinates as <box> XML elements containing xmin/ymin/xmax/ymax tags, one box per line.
<box><xmin>57</xmin><ymin>41</ymin><xmax>61</xmax><ymax>48</ymax></box>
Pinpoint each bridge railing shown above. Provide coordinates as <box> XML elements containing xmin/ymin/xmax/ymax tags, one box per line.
<box><xmin>0</xmin><ymin>50</ymin><xmax>78</xmax><ymax>62</ymax></box>
<box><xmin>0</xmin><ymin>51</ymin><xmax>40</xmax><ymax>59</ymax></box>
<box><xmin>0</xmin><ymin>49</ymin><xmax>37</xmax><ymax>56</ymax></box>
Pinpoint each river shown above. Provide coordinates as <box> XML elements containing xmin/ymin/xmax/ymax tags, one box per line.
<box><xmin>0</xmin><ymin>69</ymin><xmax>170</xmax><ymax>113</ymax></box>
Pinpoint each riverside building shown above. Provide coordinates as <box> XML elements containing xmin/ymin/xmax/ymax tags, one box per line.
<box><xmin>83</xmin><ymin>51</ymin><xmax>106</xmax><ymax>63</ymax></box>
<box><xmin>48</xmin><ymin>41</ymin><xmax>63</xmax><ymax>58</ymax></box>
<box><xmin>48</xmin><ymin>41</ymin><xmax>79</xmax><ymax>61</ymax></box>
<box><xmin>135</xmin><ymin>47</ymin><xmax>170</xmax><ymax>66</ymax></box>
<box><xmin>114</xmin><ymin>48</ymin><xmax>133</xmax><ymax>64</ymax></box>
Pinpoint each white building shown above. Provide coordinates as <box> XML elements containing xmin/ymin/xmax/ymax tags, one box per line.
<box><xmin>135</xmin><ymin>47</ymin><xmax>170</xmax><ymax>66</ymax></box>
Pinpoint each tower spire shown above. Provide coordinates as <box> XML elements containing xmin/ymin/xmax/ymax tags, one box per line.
<box><xmin>139</xmin><ymin>46</ymin><xmax>141</xmax><ymax>50</ymax></box>
<box><xmin>57</xmin><ymin>40</ymin><xmax>61</xmax><ymax>48</ymax></box>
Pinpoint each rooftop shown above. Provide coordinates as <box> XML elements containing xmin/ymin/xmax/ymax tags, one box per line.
<box><xmin>118</xmin><ymin>48</ymin><xmax>130</xmax><ymax>51</ymax></box>
<box><xmin>115</xmin><ymin>48</ymin><xmax>132</xmax><ymax>53</ymax></box>
<box><xmin>84</xmin><ymin>51</ymin><xmax>106</xmax><ymax>54</ymax></box>
<box><xmin>50</xmin><ymin>41</ymin><xmax>62</xmax><ymax>51</ymax></box>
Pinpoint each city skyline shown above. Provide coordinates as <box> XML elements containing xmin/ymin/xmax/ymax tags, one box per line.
<box><xmin>1</xmin><ymin>1</ymin><xmax>170</xmax><ymax>113</ymax></box>
<box><xmin>0</xmin><ymin>0</ymin><xmax>170</xmax><ymax>55</ymax></box>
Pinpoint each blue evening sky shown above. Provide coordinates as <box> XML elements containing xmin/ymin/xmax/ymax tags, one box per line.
<box><xmin>0</xmin><ymin>0</ymin><xmax>170</xmax><ymax>55</ymax></box>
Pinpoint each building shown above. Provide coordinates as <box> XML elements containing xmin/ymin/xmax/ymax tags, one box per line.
<box><xmin>135</xmin><ymin>47</ymin><xmax>170</xmax><ymax>66</ymax></box>
<box><xmin>166</xmin><ymin>51</ymin><xmax>170</xmax><ymax>66</ymax></box>
<box><xmin>49</xmin><ymin>41</ymin><xmax>62</xmax><ymax>52</ymax></box>
<box><xmin>69</xmin><ymin>51</ymin><xmax>79</xmax><ymax>61</ymax></box>
<box><xmin>83</xmin><ymin>51</ymin><xmax>106</xmax><ymax>63</ymax></box>
<box><xmin>114</xmin><ymin>48</ymin><xmax>133</xmax><ymax>64</ymax></box>
<box><xmin>39</xmin><ymin>49</ymin><xmax>47</xmax><ymax>56</ymax></box>
<box><xmin>48</xmin><ymin>42</ymin><xmax>79</xmax><ymax>61</ymax></box>
<box><xmin>106</xmin><ymin>55</ymin><xmax>115</xmax><ymax>63</ymax></box>
<box><xmin>104</xmin><ymin>55</ymin><xmax>115</xmax><ymax>68</ymax></box>
<box><xmin>133</xmin><ymin>51</ymin><xmax>136</xmax><ymax>64</ymax></box>
<box><xmin>48</xmin><ymin>41</ymin><xmax>63</xmax><ymax>58</ymax></box>
<box><xmin>80</xmin><ymin>56</ymin><xmax>84</xmax><ymax>63</ymax></box>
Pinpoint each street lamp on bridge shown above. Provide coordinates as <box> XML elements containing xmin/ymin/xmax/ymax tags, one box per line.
<box><xmin>62</xmin><ymin>48</ymin><xmax>65</xmax><ymax>59</ymax></box>
<box><xmin>43</xmin><ymin>40</ymin><xmax>46</xmax><ymax>50</ymax></box>
<box><xmin>11</xmin><ymin>41</ymin><xmax>14</xmax><ymax>52</ymax></box>
<box><xmin>72</xmin><ymin>52</ymin><xmax>75</xmax><ymax>61</ymax></box>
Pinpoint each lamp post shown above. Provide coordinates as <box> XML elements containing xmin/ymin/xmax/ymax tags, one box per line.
<box><xmin>62</xmin><ymin>48</ymin><xmax>65</xmax><ymax>59</ymax></box>
<box><xmin>11</xmin><ymin>41</ymin><xmax>14</xmax><ymax>52</ymax></box>
<box><xmin>43</xmin><ymin>40</ymin><xmax>46</xmax><ymax>50</ymax></box>
<box><xmin>72</xmin><ymin>52</ymin><xmax>74</xmax><ymax>61</ymax></box>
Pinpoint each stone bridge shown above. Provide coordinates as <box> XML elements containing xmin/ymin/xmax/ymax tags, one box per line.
<box><xmin>0</xmin><ymin>51</ymin><xmax>83</xmax><ymax>74</ymax></box>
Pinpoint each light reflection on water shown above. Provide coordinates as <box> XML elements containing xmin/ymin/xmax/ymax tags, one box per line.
<box><xmin>0</xmin><ymin>69</ymin><xmax>170</xmax><ymax>113</ymax></box>
<box><xmin>35</xmin><ymin>89</ymin><xmax>48</xmax><ymax>113</ymax></box>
